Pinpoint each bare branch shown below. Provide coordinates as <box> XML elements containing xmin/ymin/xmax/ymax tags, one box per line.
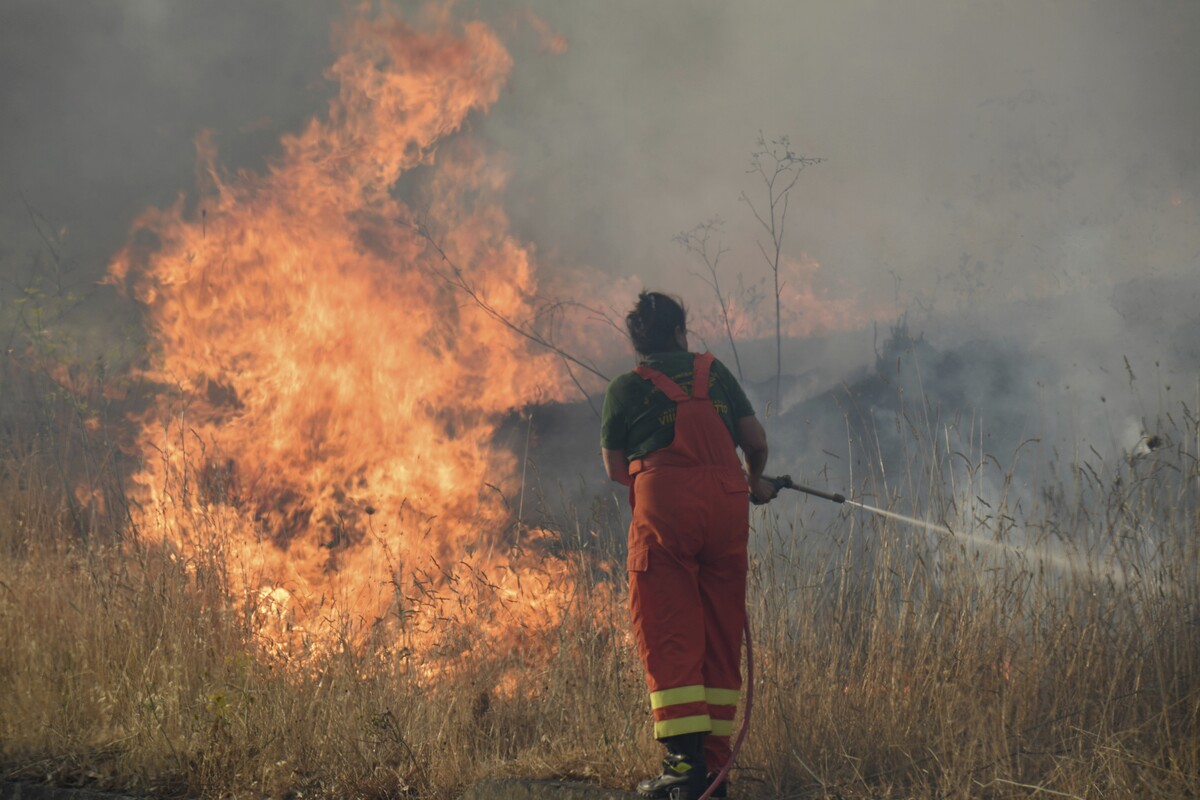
<box><xmin>560</xmin><ymin>356</ymin><xmax>601</xmax><ymax>420</ymax></box>
<box><xmin>675</xmin><ymin>218</ymin><xmax>745</xmax><ymax>382</ymax></box>
<box><xmin>740</xmin><ymin>131</ymin><xmax>823</xmax><ymax>410</ymax></box>
<box><xmin>408</xmin><ymin>218</ymin><xmax>610</xmax><ymax>388</ymax></box>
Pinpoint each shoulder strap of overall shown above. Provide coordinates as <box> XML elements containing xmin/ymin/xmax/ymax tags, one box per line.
<box><xmin>633</xmin><ymin>363</ymin><xmax>689</xmax><ymax>402</ymax></box>
<box><xmin>633</xmin><ymin>352</ymin><xmax>715</xmax><ymax>402</ymax></box>
<box><xmin>690</xmin><ymin>352</ymin><xmax>714</xmax><ymax>400</ymax></box>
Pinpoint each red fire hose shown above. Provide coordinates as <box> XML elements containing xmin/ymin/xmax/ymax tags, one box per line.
<box><xmin>701</xmin><ymin>473</ymin><xmax>920</xmax><ymax>797</ymax></box>
<box><xmin>701</xmin><ymin>475</ymin><xmax>816</xmax><ymax>799</ymax></box>
<box><xmin>698</xmin><ymin>620</ymin><xmax>753</xmax><ymax>800</ymax></box>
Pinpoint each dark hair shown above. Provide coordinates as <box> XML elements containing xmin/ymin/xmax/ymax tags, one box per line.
<box><xmin>625</xmin><ymin>291</ymin><xmax>687</xmax><ymax>355</ymax></box>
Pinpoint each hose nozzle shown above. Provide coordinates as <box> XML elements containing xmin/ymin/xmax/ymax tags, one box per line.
<box><xmin>756</xmin><ymin>475</ymin><xmax>845</xmax><ymax>505</ymax></box>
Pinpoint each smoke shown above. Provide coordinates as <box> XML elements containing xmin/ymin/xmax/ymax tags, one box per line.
<box><xmin>2</xmin><ymin>1</ymin><xmax>1198</xmax><ymax>509</ymax></box>
<box><xmin>0</xmin><ymin>3</ymin><xmax>333</xmax><ymax>253</ymax></box>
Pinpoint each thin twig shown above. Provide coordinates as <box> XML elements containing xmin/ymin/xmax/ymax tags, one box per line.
<box><xmin>409</xmin><ymin>219</ymin><xmax>609</xmax><ymax>385</ymax></box>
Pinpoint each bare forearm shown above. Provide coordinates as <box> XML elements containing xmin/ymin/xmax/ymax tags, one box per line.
<box><xmin>736</xmin><ymin>415</ymin><xmax>769</xmax><ymax>481</ymax></box>
<box><xmin>602</xmin><ymin>448</ymin><xmax>631</xmax><ymax>486</ymax></box>
<box><xmin>736</xmin><ymin>414</ymin><xmax>777</xmax><ymax>502</ymax></box>
<box><xmin>743</xmin><ymin>445</ymin><xmax>768</xmax><ymax>483</ymax></box>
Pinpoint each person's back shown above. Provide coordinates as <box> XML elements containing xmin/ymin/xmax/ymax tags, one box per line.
<box><xmin>601</xmin><ymin>349</ymin><xmax>753</xmax><ymax>463</ymax></box>
<box><xmin>600</xmin><ymin>291</ymin><xmax>775</xmax><ymax>799</ymax></box>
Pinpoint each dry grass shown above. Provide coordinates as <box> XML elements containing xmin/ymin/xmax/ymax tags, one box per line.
<box><xmin>0</xmin><ymin>470</ymin><xmax>650</xmax><ymax>798</ymax></box>
<box><xmin>2</xmin><ymin>353</ymin><xmax>1198</xmax><ymax>799</ymax></box>
<box><xmin>744</xmin><ymin>451</ymin><xmax>1200</xmax><ymax>799</ymax></box>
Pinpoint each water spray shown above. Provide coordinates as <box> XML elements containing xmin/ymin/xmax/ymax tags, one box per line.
<box><xmin>720</xmin><ymin>474</ymin><xmax>931</xmax><ymax>800</ymax></box>
<box><xmin>761</xmin><ymin>474</ymin><xmax>954</xmax><ymax>536</ymax></box>
<box><xmin>717</xmin><ymin>472</ymin><xmax>1119</xmax><ymax>799</ymax></box>
<box><xmin>733</xmin><ymin>469</ymin><xmax>1107</xmax><ymax>798</ymax></box>
<box><xmin>760</xmin><ymin>474</ymin><xmax>1092</xmax><ymax>580</ymax></box>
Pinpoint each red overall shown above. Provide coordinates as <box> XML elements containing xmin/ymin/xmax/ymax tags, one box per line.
<box><xmin>627</xmin><ymin>352</ymin><xmax>749</xmax><ymax>773</ymax></box>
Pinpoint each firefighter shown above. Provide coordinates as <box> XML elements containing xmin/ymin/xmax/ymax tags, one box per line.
<box><xmin>601</xmin><ymin>291</ymin><xmax>775</xmax><ymax>799</ymax></box>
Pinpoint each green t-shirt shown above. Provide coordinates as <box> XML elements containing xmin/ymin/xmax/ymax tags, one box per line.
<box><xmin>600</xmin><ymin>351</ymin><xmax>756</xmax><ymax>461</ymax></box>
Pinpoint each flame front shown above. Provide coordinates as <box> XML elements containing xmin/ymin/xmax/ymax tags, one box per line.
<box><xmin>107</xmin><ymin>8</ymin><xmax>576</xmax><ymax>653</ymax></box>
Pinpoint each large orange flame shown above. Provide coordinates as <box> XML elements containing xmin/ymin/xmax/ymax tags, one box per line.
<box><xmin>106</xmin><ymin>6</ymin><xmax>581</xmax><ymax>656</ymax></box>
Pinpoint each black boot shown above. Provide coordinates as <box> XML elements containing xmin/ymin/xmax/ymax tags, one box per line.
<box><xmin>637</xmin><ymin>733</ymin><xmax>707</xmax><ymax>799</ymax></box>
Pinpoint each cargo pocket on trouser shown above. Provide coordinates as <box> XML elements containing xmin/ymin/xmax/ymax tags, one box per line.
<box><xmin>628</xmin><ymin>541</ymin><xmax>711</xmax><ymax>736</ymax></box>
<box><xmin>627</xmin><ymin>544</ymin><xmax>653</xmax><ymax>668</ymax></box>
<box><xmin>627</xmin><ymin>545</ymin><xmax>650</xmax><ymax>573</ymax></box>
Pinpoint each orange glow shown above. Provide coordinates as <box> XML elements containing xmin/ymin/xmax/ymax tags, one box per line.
<box><xmin>106</xmin><ymin>5</ymin><xmax>586</xmax><ymax>659</ymax></box>
<box><xmin>698</xmin><ymin>253</ymin><xmax>885</xmax><ymax>344</ymax></box>
<box><xmin>523</xmin><ymin>9</ymin><xmax>568</xmax><ymax>55</ymax></box>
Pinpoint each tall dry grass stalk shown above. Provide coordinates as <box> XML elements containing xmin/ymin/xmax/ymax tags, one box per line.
<box><xmin>2</xmin><ymin>352</ymin><xmax>1198</xmax><ymax>798</ymax></box>
<box><xmin>743</xmin><ymin>392</ymin><xmax>1200</xmax><ymax>798</ymax></box>
<box><xmin>0</xmin><ymin>470</ymin><xmax>651</xmax><ymax>797</ymax></box>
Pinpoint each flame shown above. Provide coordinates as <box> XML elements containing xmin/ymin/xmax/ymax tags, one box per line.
<box><xmin>692</xmin><ymin>253</ymin><xmax>885</xmax><ymax>344</ymax></box>
<box><xmin>106</xmin><ymin>5</ymin><xmax>584</xmax><ymax>657</ymax></box>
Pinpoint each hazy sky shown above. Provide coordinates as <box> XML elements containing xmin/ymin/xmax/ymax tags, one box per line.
<box><xmin>2</xmin><ymin>1</ymin><xmax>1197</xmax><ymax>387</ymax></box>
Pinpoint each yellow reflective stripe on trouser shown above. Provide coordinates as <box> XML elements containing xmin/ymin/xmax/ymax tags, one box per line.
<box><xmin>650</xmin><ymin>684</ymin><xmax>706</xmax><ymax>710</ymax></box>
<box><xmin>705</xmin><ymin>687</ymin><xmax>740</xmax><ymax>706</ymax></box>
<box><xmin>711</xmin><ymin>719</ymin><xmax>735</xmax><ymax>736</ymax></box>
<box><xmin>654</xmin><ymin>714</ymin><xmax>713</xmax><ymax>738</ymax></box>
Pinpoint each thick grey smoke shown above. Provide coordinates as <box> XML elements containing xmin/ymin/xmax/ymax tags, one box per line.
<box><xmin>2</xmin><ymin>1</ymin><xmax>1198</xmax><ymax>507</ymax></box>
